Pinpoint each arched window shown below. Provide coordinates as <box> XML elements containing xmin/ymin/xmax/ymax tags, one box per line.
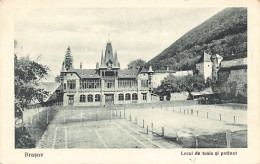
<box><xmin>132</xmin><ymin>93</ymin><xmax>138</xmax><ymax>100</ymax></box>
<box><xmin>95</xmin><ymin>94</ymin><xmax>101</xmax><ymax>102</ymax></box>
<box><xmin>118</xmin><ymin>93</ymin><xmax>124</xmax><ymax>101</ymax></box>
<box><xmin>125</xmin><ymin>93</ymin><xmax>131</xmax><ymax>100</ymax></box>
<box><xmin>80</xmin><ymin>95</ymin><xmax>86</xmax><ymax>102</ymax></box>
<box><xmin>87</xmin><ymin>95</ymin><xmax>93</xmax><ymax>102</ymax></box>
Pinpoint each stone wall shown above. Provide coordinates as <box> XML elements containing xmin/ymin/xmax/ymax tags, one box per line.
<box><xmin>216</xmin><ymin>68</ymin><xmax>247</xmax><ymax>102</ymax></box>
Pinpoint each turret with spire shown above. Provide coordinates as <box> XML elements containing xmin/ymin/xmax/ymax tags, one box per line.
<box><xmin>99</xmin><ymin>40</ymin><xmax>120</xmax><ymax>69</ymax></box>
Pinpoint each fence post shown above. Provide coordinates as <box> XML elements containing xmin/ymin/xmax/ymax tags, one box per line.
<box><xmin>184</xmin><ymin>109</ymin><xmax>185</xmax><ymax>115</ymax></box>
<box><xmin>116</xmin><ymin>109</ymin><xmax>117</xmax><ymax>116</ymax></box>
<box><xmin>130</xmin><ymin>114</ymin><xmax>131</xmax><ymax>122</ymax></box>
<box><xmin>226</xmin><ymin>130</ymin><xmax>231</xmax><ymax>148</ymax></box>
<box><xmin>63</xmin><ymin>109</ymin><xmax>65</xmax><ymax>124</ymax></box>
<box><xmin>195</xmin><ymin>138</ymin><xmax>198</xmax><ymax>148</ymax></box>
<box><xmin>81</xmin><ymin>112</ymin><xmax>83</xmax><ymax>123</ymax></box>
<box><xmin>162</xmin><ymin>127</ymin><xmax>164</xmax><ymax>137</ymax></box>
<box><xmin>176</xmin><ymin>132</ymin><xmax>179</xmax><ymax>142</ymax></box>
<box><xmin>124</xmin><ymin>108</ymin><xmax>126</xmax><ymax>119</ymax></box>
<box><xmin>219</xmin><ymin>114</ymin><xmax>221</xmax><ymax>121</ymax></box>
<box><xmin>143</xmin><ymin>119</ymin><xmax>144</xmax><ymax>128</ymax></box>
<box><xmin>191</xmin><ymin>109</ymin><xmax>193</xmax><ymax>114</ymax></box>
<box><xmin>147</xmin><ymin>126</ymin><xmax>149</xmax><ymax>134</ymax></box>
<box><xmin>47</xmin><ymin>110</ymin><xmax>49</xmax><ymax>125</ymax></box>
<box><xmin>207</xmin><ymin>112</ymin><xmax>208</xmax><ymax>119</ymax></box>
<box><xmin>120</xmin><ymin>111</ymin><xmax>121</xmax><ymax>119</ymax></box>
<box><xmin>180</xmin><ymin>108</ymin><xmax>181</xmax><ymax>113</ymax></box>
<box><xmin>37</xmin><ymin>107</ymin><xmax>40</xmax><ymax>119</ymax></box>
<box><xmin>151</xmin><ymin>123</ymin><xmax>153</xmax><ymax>133</ymax></box>
<box><xmin>30</xmin><ymin>113</ymin><xmax>33</xmax><ymax>124</ymax></box>
<box><xmin>197</xmin><ymin>110</ymin><xmax>198</xmax><ymax>116</ymax></box>
<box><xmin>234</xmin><ymin>116</ymin><xmax>236</xmax><ymax>124</ymax></box>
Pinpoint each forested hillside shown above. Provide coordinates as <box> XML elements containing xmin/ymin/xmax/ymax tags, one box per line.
<box><xmin>147</xmin><ymin>8</ymin><xmax>247</xmax><ymax>71</ymax></box>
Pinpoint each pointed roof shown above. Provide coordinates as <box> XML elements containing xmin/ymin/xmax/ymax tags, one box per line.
<box><xmin>148</xmin><ymin>62</ymin><xmax>154</xmax><ymax>73</ymax></box>
<box><xmin>197</xmin><ymin>51</ymin><xmax>211</xmax><ymax>63</ymax></box>
<box><xmin>61</xmin><ymin>62</ymin><xmax>66</xmax><ymax>72</ymax></box>
<box><xmin>203</xmin><ymin>51</ymin><xmax>211</xmax><ymax>62</ymax></box>
<box><xmin>101</xmin><ymin>50</ymin><xmax>104</xmax><ymax>65</ymax></box>
<box><xmin>104</xmin><ymin>41</ymin><xmax>113</xmax><ymax>63</ymax></box>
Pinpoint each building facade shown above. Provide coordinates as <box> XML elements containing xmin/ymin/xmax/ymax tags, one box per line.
<box><xmin>60</xmin><ymin>41</ymin><xmax>154</xmax><ymax>106</ymax></box>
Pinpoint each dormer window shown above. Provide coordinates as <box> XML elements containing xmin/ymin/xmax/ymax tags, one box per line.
<box><xmin>81</xmin><ymin>73</ymin><xmax>85</xmax><ymax>76</ymax></box>
<box><xmin>89</xmin><ymin>74</ymin><xmax>92</xmax><ymax>76</ymax></box>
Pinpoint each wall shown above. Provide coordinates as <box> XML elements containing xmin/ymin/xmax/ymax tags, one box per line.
<box><xmin>221</xmin><ymin>58</ymin><xmax>247</xmax><ymax>68</ymax></box>
<box><xmin>216</xmin><ymin>68</ymin><xmax>247</xmax><ymax>100</ymax></box>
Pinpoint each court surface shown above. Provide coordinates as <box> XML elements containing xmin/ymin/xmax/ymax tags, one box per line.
<box><xmin>36</xmin><ymin>107</ymin><xmax>181</xmax><ymax>149</ymax></box>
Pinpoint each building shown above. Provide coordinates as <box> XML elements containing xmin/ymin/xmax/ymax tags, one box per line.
<box><xmin>60</xmin><ymin>40</ymin><xmax>154</xmax><ymax>106</ymax></box>
<box><xmin>195</xmin><ymin>51</ymin><xmax>213</xmax><ymax>82</ymax></box>
<box><xmin>152</xmin><ymin>65</ymin><xmax>193</xmax><ymax>88</ymax></box>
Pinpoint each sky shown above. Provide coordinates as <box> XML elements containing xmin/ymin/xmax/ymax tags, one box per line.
<box><xmin>15</xmin><ymin>7</ymin><xmax>224</xmax><ymax>82</ymax></box>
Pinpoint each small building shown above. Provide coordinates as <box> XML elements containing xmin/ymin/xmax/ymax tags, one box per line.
<box><xmin>60</xmin><ymin>40</ymin><xmax>154</xmax><ymax>106</ymax></box>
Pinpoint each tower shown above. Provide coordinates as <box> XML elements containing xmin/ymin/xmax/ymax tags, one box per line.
<box><xmin>147</xmin><ymin>62</ymin><xmax>154</xmax><ymax>92</ymax></box>
<box><xmin>60</xmin><ymin>62</ymin><xmax>67</xmax><ymax>90</ymax></box>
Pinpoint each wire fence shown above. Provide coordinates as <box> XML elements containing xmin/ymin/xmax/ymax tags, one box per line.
<box><xmin>112</xmin><ymin>105</ymin><xmax>247</xmax><ymax>148</ymax></box>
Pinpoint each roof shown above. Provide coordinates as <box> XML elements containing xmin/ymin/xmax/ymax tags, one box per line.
<box><xmin>197</xmin><ymin>51</ymin><xmax>211</xmax><ymax>63</ymax></box>
<box><xmin>65</xmin><ymin>68</ymin><xmax>143</xmax><ymax>78</ymax></box>
<box><xmin>190</xmin><ymin>87</ymin><xmax>214</xmax><ymax>96</ymax></box>
<box><xmin>118</xmin><ymin>69</ymin><xmax>139</xmax><ymax>78</ymax></box>
<box><xmin>67</xmin><ymin>69</ymin><xmax>100</xmax><ymax>78</ymax></box>
<box><xmin>154</xmin><ymin>70</ymin><xmax>176</xmax><ymax>73</ymax></box>
<box><xmin>139</xmin><ymin>67</ymin><xmax>148</xmax><ymax>73</ymax></box>
<box><xmin>37</xmin><ymin>82</ymin><xmax>61</xmax><ymax>102</ymax></box>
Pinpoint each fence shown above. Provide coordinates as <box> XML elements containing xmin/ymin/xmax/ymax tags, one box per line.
<box><xmin>111</xmin><ymin>106</ymin><xmax>247</xmax><ymax>148</ymax></box>
<box><xmin>15</xmin><ymin>106</ymin><xmax>60</xmax><ymax>148</ymax></box>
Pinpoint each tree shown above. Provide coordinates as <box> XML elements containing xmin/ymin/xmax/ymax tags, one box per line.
<box><xmin>161</xmin><ymin>74</ymin><xmax>206</xmax><ymax>93</ymax></box>
<box><xmin>64</xmin><ymin>46</ymin><xmax>73</xmax><ymax>71</ymax></box>
<box><xmin>55</xmin><ymin>75</ymin><xmax>60</xmax><ymax>82</ymax></box>
<box><xmin>127</xmin><ymin>59</ymin><xmax>146</xmax><ymax>69</ymax></box>
<box><xmin>14</xmin><ymin>40</ymin><xmax>49</xmax><ymax>119</ymax></box>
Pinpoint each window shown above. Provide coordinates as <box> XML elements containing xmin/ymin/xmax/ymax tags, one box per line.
<box><xmin>95</xmin><ymin>94</ymin><xmax>101</xmax><ymax>102</ymax></box>
<box><xmin>142</xmin><ymin>93</ymin><xmax>147</xmax><ymax>100</ymax></box>
<box><xmin>118</xmin><ymin>94</ymin><xmax>124</xmax><ymax>101</ymax></box>
<box><xmin>87</xmin><ymin>95</ymin><xmax>93</xmax><ymax>102</ymax></box>
<box><xmin>80</xmin><ymin>79</ymin><xmax>101</xmax><ymax>89</ymax></box>
<box><xmin>80</xmin><ymin>95</ymin><xmax>86</xmax><ymax>102</ymax></box>
<box><xmin>118</xmin><ymin>79</ymin><xmax>137</xmax><ymax>88</ymax></box>
<box><xmin>68</xmin><ymin>95</ymin><xmax>74</xmax><ymax>100</ymax></box>
<box><xmin>105</xmin><ymin>79</ymin><xmax>115</xmax><ymax>88</ymax></box>
<box><xmin>125</xmin><ymin>93</ymin><xmax>131</xmax><ymax>100</ymax></box>
<box><xmin>132</xmin><ymin>93</ymin><xmax>138</xmax><ymax>100</ymax></box>
<box><xmin>63</xmin><ymin>83</ymin><xmax>66</xmax><ymax>89</ymax></box>
<box><xmin>141</xmin><ymin>80</ymin><xmax>148</xmax><ymax>87</ymax></box>
<box><xmin>67</xmin><ymin>80</ymin><xmax>76</xmax><ymax>89</ymax></box>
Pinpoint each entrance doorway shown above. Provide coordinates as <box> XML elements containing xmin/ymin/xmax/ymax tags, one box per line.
<box><xmin>68</xmin><ymin>95</ymin><xmax>74</xmax><ymax>105</ymax></box>
<box><xmin>105</xmin><ymin>94</ymin><xmax>114</xmax><ymax>106</ymax></box>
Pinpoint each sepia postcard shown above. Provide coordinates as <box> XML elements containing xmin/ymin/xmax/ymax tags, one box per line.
<box><xmin>0</xmin><ymin>0</ymin><xmax>260</xmax><ymax>163</ymax></box>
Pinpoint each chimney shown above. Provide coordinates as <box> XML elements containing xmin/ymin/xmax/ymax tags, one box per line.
<box><xmin>80</xmin><ymin>62</ymin><xmax>82</xmax><ymax>69</ymax></box>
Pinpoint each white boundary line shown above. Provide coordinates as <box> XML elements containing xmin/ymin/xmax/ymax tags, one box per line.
<box><xmin>113</xmin><ymin>123</ymin><xmax>148</xmax><ymax>148</ymax></box>
<box><xmin>52</xmin><ymin>127</ymin><xmax>58</xmax><ymax>148</ymax></box>
<box><xmin>117</xmin><ymin>121</ymin><xmax>164</xmax><ymax>148</ymax></box>
<box><xmin>64</xmin><ymin>126</ymin><xmax>68</xmax><ymax>148</ymax></box>
<box><xmin>94</xmin><ymin>130</ymin><xmax>108</xmax><ymax>149</ymax></box>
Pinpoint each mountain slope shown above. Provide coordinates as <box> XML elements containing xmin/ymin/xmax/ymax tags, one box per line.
<box><xmin>148</xmin><ymin>8</ymin><xmax>247</xmax><ymax>71</ymax></box>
